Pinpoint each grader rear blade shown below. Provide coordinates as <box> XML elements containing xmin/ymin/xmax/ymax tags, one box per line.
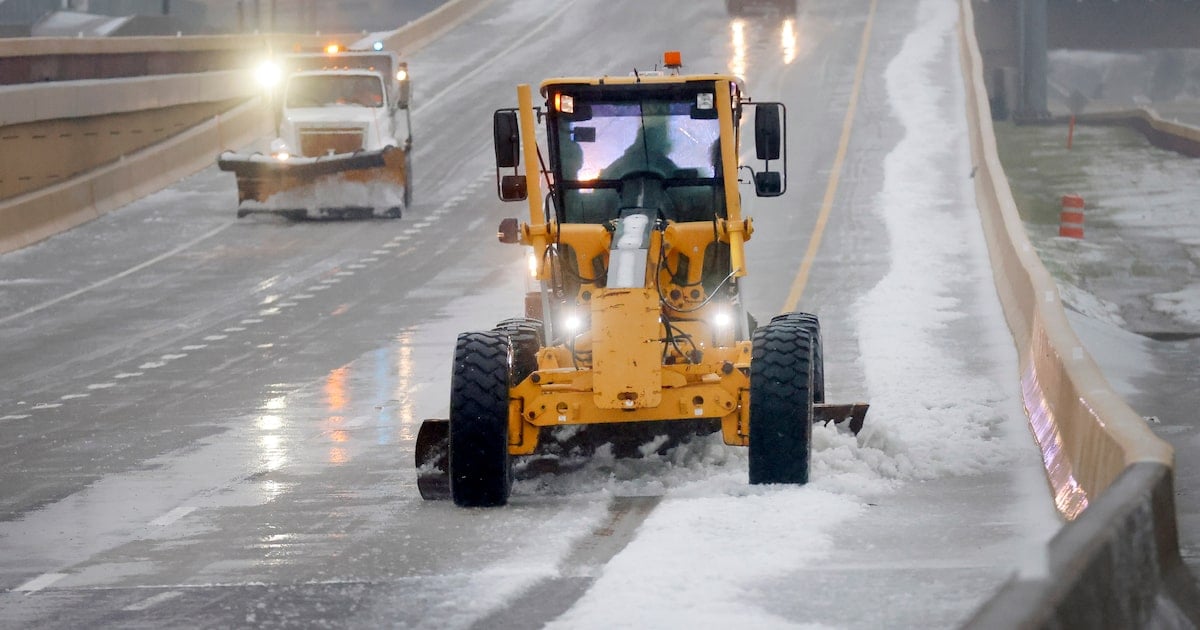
<box><xmin>813</xmin><ymin>403</ymin><xmax>869</xmax><ymax>435</ymax></box>
<box><xmin>415</xmin><ymin>419</ymin><xmax>450</xmax><ymax>500</ymax></box>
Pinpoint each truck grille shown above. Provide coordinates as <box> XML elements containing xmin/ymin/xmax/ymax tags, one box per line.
<box><xmin>299</xmin><ymin>128</ymin><xmax>365</xmax><ymax>157</ymax></box>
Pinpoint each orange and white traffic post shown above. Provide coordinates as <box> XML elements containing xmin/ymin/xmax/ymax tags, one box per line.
<box><xmin>1059</xmin><ymin>194</ymin><xmax>1085</xmax><ymax>239</ymax></box>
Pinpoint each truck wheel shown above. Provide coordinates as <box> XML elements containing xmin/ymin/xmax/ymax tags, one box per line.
<box><xmin>449</xmin><ymin>331</ymin><xmax>513</xmax><ymax>507</ymax></box>
<box><xmin>749</xmin><ymin>321</ymin><xmax>815</xmax><ymax>485</ymax></box>
<box><xmin>385</xmin><ymin>207</ymin><xmax>403</xmax><ymax>219</ymax></box>
<box><xmin>768</xmin><ymin>312</ymin><xmax>825</xmax><ymax>403</ymax></box>
<box><xmin>492</xmin><ymin>317</ymin><xmax>544</xmax><ymax>384</ymax></box>
<box><xmin>403</xmin><ymin>152</ymin><xmax>413</xmax><ymax>208</ymax></box>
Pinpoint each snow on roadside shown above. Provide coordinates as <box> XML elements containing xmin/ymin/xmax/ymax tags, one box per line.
<box><xmin>845</xmin><ymin>0</ymin><xmax>1023</xmax><ymax>483</ymax></box>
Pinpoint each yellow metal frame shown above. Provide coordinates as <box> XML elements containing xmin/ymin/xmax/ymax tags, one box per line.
<box><xmin>504</xmin><ymin>74</ymin><xmax>757</xmax><ymax>456</ymax></box>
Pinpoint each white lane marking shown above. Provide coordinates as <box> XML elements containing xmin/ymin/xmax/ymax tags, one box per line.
<box><xmin>138</xmin><ymin>361</ymin><xmax>166</xmax><ymax>370</ymax></box>
<box><xmin>292</xmin><ymin>294</ymin><xmax>315</xmax><ymax>300</ymax></box>
<box><xmin>383</xmin><ymin>242</ymin><xmax>402</xmax><ymax>248</ymax></box>
<box><xmin>0</xmin><ymin>223</ymin><xmax>232</xmax><ymax>327</ymax></box>
<box><xmin>256</xmin><ymin>343</ymin><xmax>274</xmax><ymax>349</ymax></box>
<box><xmin>181</xmin><ymin>345</ymin><xmax>207</xmax><ymax>351</ymax></box>
<box><xmin>447</xmin><ymin>195</ymin><xmax>467</xmax><ymax>204</ymax></box>
<box><xmin>334</xmin><ymin>271</ymin><xmax>354</xmax><ymax>277</ymax></box>
<box><xmin>241</xmin><ymin>318</ymin><xmax>264</xmax><ymax>324</ymax></box>
<box><xmin>412</xmin><ymin>222</ymin><xmax>432</xmax><ymax>229</ymax></box>
<box><xmin>276</xmin><ymin>302</ymin><xmax>297</xmax><ymax>308</ymax></box>
<box><xmin>87</xmin><ymin>383</ymin><xmax>117</xmax><ymax>390</ymax></box>
<box><xmin>360</xmin><ymin>257</ymin><xmax>379</xmax><ymax>263</ymax></box>
<box><xmin>347</xmin><ymin>264</ymin><xmax>366</xmax><ymax>270</ymax></box>
<box><xmin>150</xmin><ymin>506</ymin><xmax>196</xmax><ymax>527</ymax></box>
<box><xmin>371</xmin><ymin>249</ymin><xmax>389</xmax><ymax>255</ymax></box>
<box><xmin>123</xmin><ymin>590</ymin><xmax>183</xmax><ymax>611</ymax></box>
<box><xmin>203</xmin><ymin>335</ymin><xmax>227</xmax><ymax>341</ymax></box>
<box><xmin>60</xmin><ymin>394</ymin><xmax>89</xmax><ymax>400</ymax></box>
<box><xmin>31</xmin><ymin>403</ymin><xmax>62</xmax><ymax>410</ymax></box>
<box><xmin>320</xmin><ymin>277</ymin><xmax>342</xmax><ymax>284</ymax></box>
<box><xmin>15</xmin><ymin>573</ymin><xmax>68</xmax><ymax>594</ymax></box>
<box><xmin>223</xmin><ymin>327</ymin><xmax>247</xmax><ymax>333</ymax></box>
<box><xmin>1</xmin><ymin>414</ymin><xmax>32</xmax><ymax>421</ymax></box>
<box><xmin>114</xmin><ymin>372</ymin><xmax>144</xmax><ymax>379</ymax></box>
<box><xmin>259</xmin><ymin>307</ymin><xmax>281</xmax><ymax>315</ymax></box>
<box><xmin>161</xmin><ymin>354</ymin><xmax>187</xmax><ymax>361</ymax></box>
<box><xmin>413</xmin><ymin>0</ymin><xmax>579</xmax><ymax>114</ymax></box>
<box><xmin>308</xmin><ymin>285</ymin><xmax>330</xmax><ymax>291</ymax></box>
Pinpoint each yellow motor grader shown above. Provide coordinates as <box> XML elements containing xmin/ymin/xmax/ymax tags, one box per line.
<box><xmin>417</xmin><ymin>53</ymin><xmax>866</xmax><ymax>507</ymax></box>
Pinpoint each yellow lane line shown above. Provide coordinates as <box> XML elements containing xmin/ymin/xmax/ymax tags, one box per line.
<box><xmin>781</xmin><ymin>0</ymin><xmax>878</xmax><ymax>313</ymax></box>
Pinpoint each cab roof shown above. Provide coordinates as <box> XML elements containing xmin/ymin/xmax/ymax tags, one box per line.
<box><xmin>539</xmin><ymin>73</ymin><xmax>745</xmax><ymax>96</ymax></box>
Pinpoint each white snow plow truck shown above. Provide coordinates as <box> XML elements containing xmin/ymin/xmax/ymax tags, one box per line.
<box><xmin>218</xmin><ymin>46</ymin><xmax>413</xmax><ymax>219</ymax></box>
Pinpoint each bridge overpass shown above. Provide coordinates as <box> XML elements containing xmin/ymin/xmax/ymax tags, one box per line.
<box><xmin>973</xmin><ymin>0</ymin><xmax>1200</xmax><ymax>119</ymax></box>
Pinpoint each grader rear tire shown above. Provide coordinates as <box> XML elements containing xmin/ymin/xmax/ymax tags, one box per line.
<box><xmin>449</xmin><ymin>331</ymin><xmax>513</xmax><ymax>507</ymax></box>
<box><xmin>749</xmin><ymin>321</ymin><xmax>815</xmax><ymax>485</ymax></box>
<box><xmin>768</xmin><ymin>312</ymin><xmax>825</xmax><ymax>404</ymax></box>
<box><xmin>492</xmin><ymin>317</ymin><xmax>544</xmax><ymax>384</ymax></box>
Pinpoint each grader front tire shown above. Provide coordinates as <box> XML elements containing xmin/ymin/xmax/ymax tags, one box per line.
<box><xmin>749</xmin><ymin>322</ymin><xmax>816</xmax><ymax>485</ymax></box>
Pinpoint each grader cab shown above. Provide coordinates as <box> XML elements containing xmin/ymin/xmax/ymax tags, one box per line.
<box><xmin>417</xmin><ymin>53</ymin><xmax>867</xmax><ymax>507</ymax></box>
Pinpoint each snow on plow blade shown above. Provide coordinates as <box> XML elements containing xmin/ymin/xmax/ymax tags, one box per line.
<box><xmin>217</xmin><ymin>145</ymin><xmax>407</xmax><ymax>206</ymax></box>
<box><xmin>414</xmin><ymin>404</ymin><xmax>868</xmax><ymax>500</ymax></box>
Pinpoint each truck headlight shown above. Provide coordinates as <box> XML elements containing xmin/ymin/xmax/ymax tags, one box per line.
<box><xmin>255</xmin><ymin>60</ymin><xmax>281</xmax><ymax>88</ymax></box>
<box><xmin>712</xmin><ymin>309</ymin><xmax>733</xmax><ymax>329</ymax></box>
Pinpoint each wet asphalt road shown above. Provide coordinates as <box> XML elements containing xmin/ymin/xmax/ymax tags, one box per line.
<box><xmin>0</xmin><ymin>1</ymin><xmax>1060</xmax><ymax>627</ymax></box>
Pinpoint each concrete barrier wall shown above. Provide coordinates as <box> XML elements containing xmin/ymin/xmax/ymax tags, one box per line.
<box><xmin>0</xmin><ymin>69</ymin><xmax>257</xmax><ymax>126</ymax></box>
<box><xmin>0</xmin><ymin>33</ymin><xmax>352</xmax><ymax>84</ymax></box>
<box><xmin>0</xmin><ymin>98</ymin><xmax>271</xmax><ymax>254</ymax></box>
<box><xmin>1079</xmin><ymin>109</ymin><xmax>1200</xmax><ymax>158</ymax></box>
<box><xmin>1</xmin><ymin>98</ymin><xmax>244</xmax><ymax>200</ymax></box>
<box><xmin>357</xmin><ymin>0</ymin><xmax>491</xmax><ymax>54</ymax></box>
<box><xmin>956</xmin><ymin>0</ymin><xmax>1200</xmax><ymax>626</ymax></box>
<box><xmin>0</xmin><ymin>0</ymin><xmax>490</xmax><ymax>254</ymax></box>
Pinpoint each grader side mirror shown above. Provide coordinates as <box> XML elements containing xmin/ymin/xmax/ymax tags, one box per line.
<box><xmin>494</xmin><ymin>110</ymin><xmax>520</xmax><ymax>168</ymax></box>
<box><xmin>754</xmin><ymin>172</ymin><xmax>782</xmax><ymax>197</ymax></box>
<box><xmin>500</xmin><ymin>175</ymin><xmax>527</xmax><ymax>201</ymax></box>
<box><xmin>754</xmin><ymin>103</ymin><xmax>782</xmax><ymax>161</ymax></box>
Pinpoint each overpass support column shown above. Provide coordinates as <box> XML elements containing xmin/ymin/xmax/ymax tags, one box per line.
<box><xmin>1017</xmin><ymin>0</ymin><xmax>1050</xmax><ymax>120</ymax></box>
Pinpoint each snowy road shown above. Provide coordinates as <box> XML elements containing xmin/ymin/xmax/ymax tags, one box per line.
<box><xmin>0</xmin><ymin>0</ymin><xmax>1060</xmax><ymax>627</ymax></box>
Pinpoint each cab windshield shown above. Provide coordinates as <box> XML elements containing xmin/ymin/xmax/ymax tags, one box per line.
<box><xmin>551</xmin><ymin>86</ymin><xmax>728</xmax><ymax>224</ymax></box>
<box><xmin>556</xmin><ymin>100</ymin><xmax>721</xmax><ymax>183</ymax></box>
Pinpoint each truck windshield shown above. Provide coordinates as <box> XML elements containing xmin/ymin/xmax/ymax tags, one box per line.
<box><xmin>555</xmin><ymin>99</ymin><xmax>721</xmax><ymax>184</ymax></box>
<box><xmin>286</xmin><ymin>75</ymin><xmax>384</xmax><ymax>108</ymax></box>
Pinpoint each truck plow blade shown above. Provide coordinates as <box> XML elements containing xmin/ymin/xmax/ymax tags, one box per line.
<box><xmin>217</xmin><ymin>145</ymin><xmax>408</xmax><ymax>207</ymax></box>
<box><xmin>217</xmin><ymin>147</ymin><xmax>395</xmax><ymax>179</ymax></box>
